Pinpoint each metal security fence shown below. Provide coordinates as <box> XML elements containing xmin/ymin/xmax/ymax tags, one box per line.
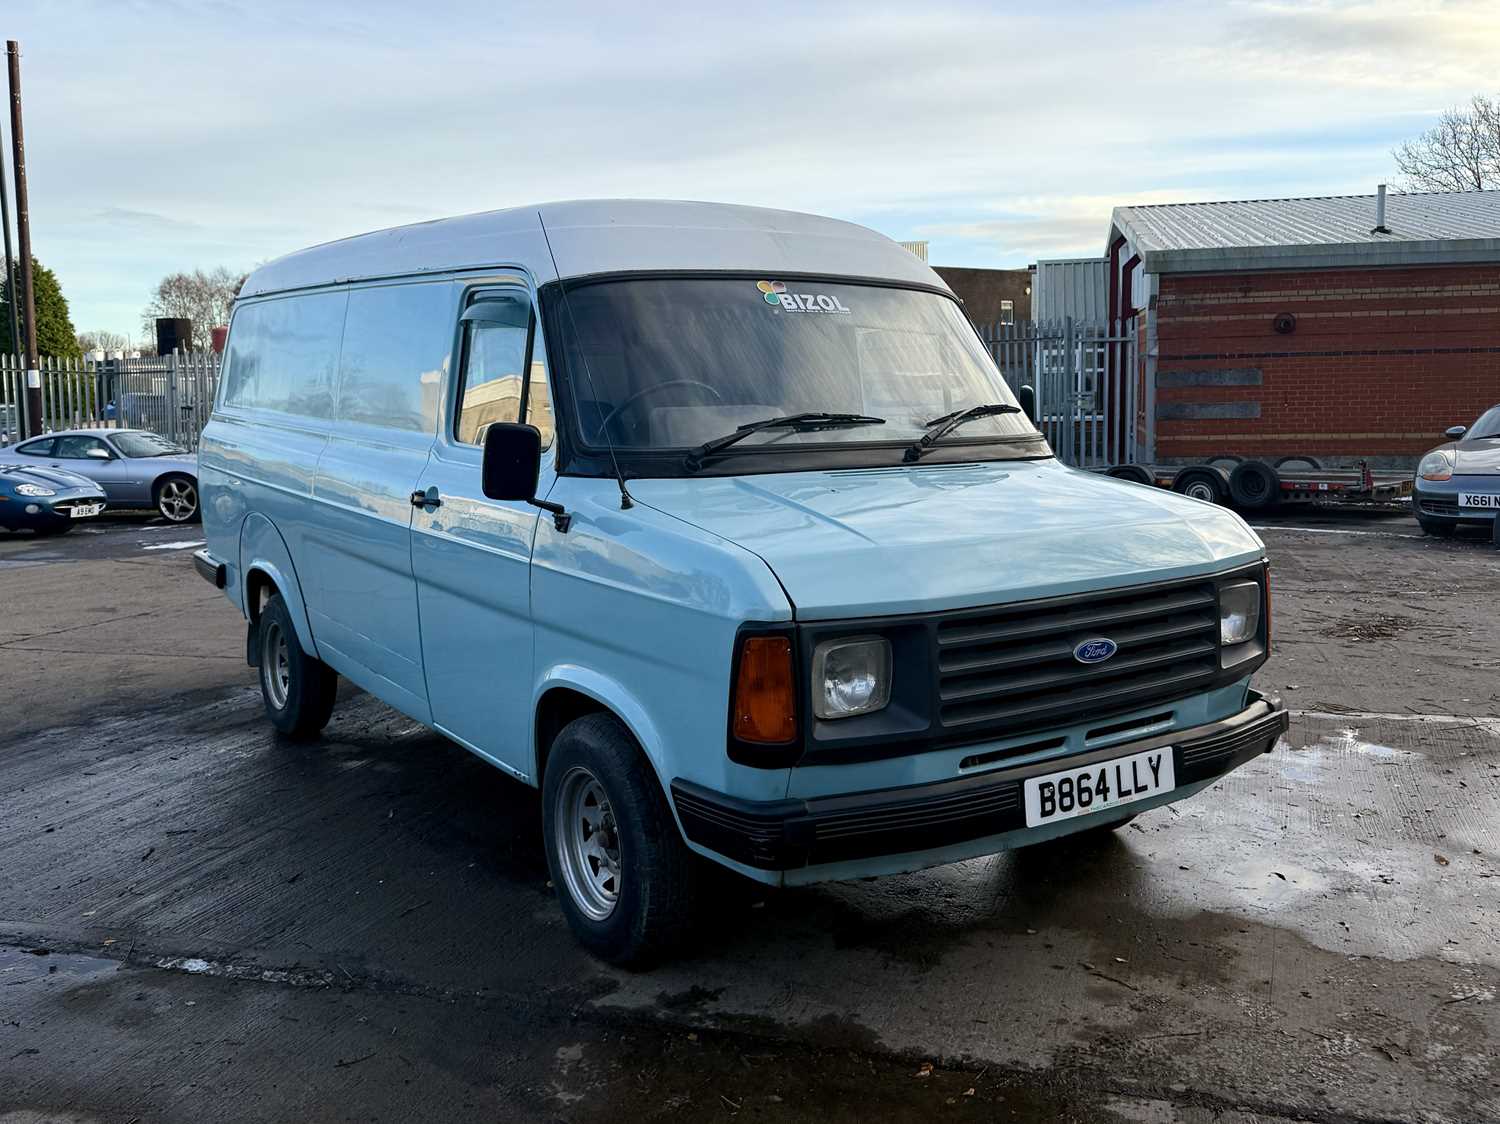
<box><xmin>0</xmin><ymin>351</ymin><xmax>221</xmax><ymax>449</ymax></box>
<box><xmin>977</xmin><ymin>317</ymin><xmax>1140</xmax><ymax>469</ymax></box>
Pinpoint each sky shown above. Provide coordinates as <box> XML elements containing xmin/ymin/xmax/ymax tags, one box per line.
<box><xmin>5</xmin><ymin>0</ymin><xmax>1500</xmax><ymax>338</ymax></box>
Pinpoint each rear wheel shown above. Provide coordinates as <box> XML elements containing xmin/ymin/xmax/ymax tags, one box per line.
<box><xmin>543</xmin><ymin>713</ymin><xmax>696</xmax><ymax>966</ymax></box>
<box><xmin>1106</xmin><ymin>464</ymin><xmax>1155</xmax><ymax>485</ymax></box>
<box><xmin>1228</xmin><ymin>460</ymin><xmax>1280</xmax><ymax>511</ymax></box>
<box><xmin>257</xmin><ymin>592</ymin><xmax>337</xmax><ymax>739</ymax></box>
<box><xmin>154</xmin><ymin>474</ymin><xmax>200</xmax><ymax>523</ymax></box>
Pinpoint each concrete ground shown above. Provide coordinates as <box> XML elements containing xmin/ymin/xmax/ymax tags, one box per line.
<box><xmin>2</xmin><ymin>508</ymin><xmax>1499</xmax><ymax>1123</ymax></box>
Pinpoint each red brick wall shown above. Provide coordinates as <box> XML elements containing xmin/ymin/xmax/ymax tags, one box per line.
<box><xmin>1153</xmin><ymin>264</ymin><xmax>1500</xmax><ymax>465</ymax></box>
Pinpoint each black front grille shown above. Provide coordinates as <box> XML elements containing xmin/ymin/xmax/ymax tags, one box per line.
<box><xmin>935</xmin><ymin>579</ymin><xmax>1222</xmax><ymax>739</ymax></box>
<box><xmin>1420</xmin><ymin>499</ymin><xmax>1459</xmax><ymax>517</ymax></box>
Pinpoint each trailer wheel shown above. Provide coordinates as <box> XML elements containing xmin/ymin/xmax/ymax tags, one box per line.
<box><xmin>1229</xmin><ymin>461</ymin><xmax>1280</xmax><ymax>510</ymax></box>
<box><xmin>1274</xmin><ymin>455</ymin><xmax>1322</xmax><ymax>472</ymax></box>
<box><xmin>1106</xmin><ymin>464</ymin><xmax>1154</xmax><ymax>485</ymax></box>
<box><xmin>1206</xmin><ymin>455</ymin><xmax>1244</xmax><ymax>470</ymax></box>
<box><xmin>1171</xmin><ymin>467</ymin><xmax>1226</xmax><ymax>505</ymax></box>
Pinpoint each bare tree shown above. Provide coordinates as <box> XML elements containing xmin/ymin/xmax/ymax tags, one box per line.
<box><xmin>141</xmin><ymin>267</ymin><xmax>247</xmax><ymax>351</ymax></box>
<box><xmin>1393</xmin><ymin>95</ymin><xmax>1500</xmax><ymax>191</ymax></box>
<box><xmin>77</xmin><ymin>328</ymin><xmax>132</xmax><ymax>355</ymax></box>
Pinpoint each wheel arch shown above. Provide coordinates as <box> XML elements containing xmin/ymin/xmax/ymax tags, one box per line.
<box><xmin>532</xmin><ymin>670</ymin><xmax>669</xmax><ymax>796</ymax></box>
<box><xmin>239</xmin><ymin>512</ymin><xmax>319</xmax><ymax>659</ymax></box>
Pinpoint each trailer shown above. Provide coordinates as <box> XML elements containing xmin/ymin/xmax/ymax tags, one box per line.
<box><xmin>1100</xmin><ymin>456</ymin><xmax>1414</xmax><ymax>513</ymax></box>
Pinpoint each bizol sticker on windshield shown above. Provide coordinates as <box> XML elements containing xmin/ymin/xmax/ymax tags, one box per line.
<box><xmin>756</xmin><ymin>280</ymin><xmax>851</xmax><ymax>314</ymax></box>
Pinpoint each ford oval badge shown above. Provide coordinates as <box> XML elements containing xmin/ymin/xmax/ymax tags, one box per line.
<box><xmin>1073</xmin><ymin>638</ymin><xmax>1118</xmax><ymax>664</ymax></box>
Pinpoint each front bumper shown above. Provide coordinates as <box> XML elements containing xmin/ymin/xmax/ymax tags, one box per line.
<box><xmin>1415</xmin><ymin>479</ymin><xmax>1499</xmax><ymax>525</ymax></box>
<box><xmin>673</xmin><ymin>690</ymin><xmax>1288</xmax><ymax>872</ymax></box>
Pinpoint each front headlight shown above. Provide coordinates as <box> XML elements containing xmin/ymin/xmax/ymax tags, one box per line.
<box><xmin>1219</xmin><ymin>581</ymin><xmax>1261</xmax><ymax>646</ymax></box>
<box><xmin>14</xmin><ymin>483</ymin><xmax>56</xmax><ymax>497</ymax></box>
<box><xmin>812</xmin><ymin>636</ymin><xmax>891</xmax><ymax>720</ymax></box>
<box><xmin>1418</xmin><ymin>451</ymin><xmax>1453</xmax><ymax>482</ymax></box>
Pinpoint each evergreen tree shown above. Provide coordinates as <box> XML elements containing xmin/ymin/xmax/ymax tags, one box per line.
<box><xmin>1</xmin><ymin>257</ymin><xmax>81</xmax><ymax>359</ymax></box>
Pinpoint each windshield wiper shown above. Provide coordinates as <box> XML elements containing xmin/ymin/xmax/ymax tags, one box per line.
<box><xmin>904</xmin><ymin>403</ymin><xmax>1022</xmax><ymax>463</ymax></box>
<box><xmin>684</xmin><ymin>412</ymin><xmax>886</xmax><ymax>471</ymax></box>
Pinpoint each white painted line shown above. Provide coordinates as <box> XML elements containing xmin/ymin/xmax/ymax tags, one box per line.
<box><xmin>1292</xmin><ymin>709</ymin><xmax>1500</xmax><ymax>737</ymax></box>
<box><xmin>1252</xmin><ymin>525</ymin><xmax>1422</xmax><ymax>539</ymax></box>
<box><xmin>142</xmin><ymin>539</ymin><xmax>206</xmax><ymax>551</ymax></box>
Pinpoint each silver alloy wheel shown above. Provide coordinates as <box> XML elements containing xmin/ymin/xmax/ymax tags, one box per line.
<box><xmin>157</xmin><ymin>478</ymin><xmax>198</xmax><ymax>522</ymax></box>
<box><xmin>1184</xmin><ymin>480</ymin><xmax>1217</xmax><ymax>503</ymax></box>
<box><xmin>262</xmin><ymin>620</ymin><xmax>290</xmax><ymax>711</ymax></box>
<box><xmin>554</xmin><ymin>765</ymin><xmax>622</xmax><ymax>921</ymax></box>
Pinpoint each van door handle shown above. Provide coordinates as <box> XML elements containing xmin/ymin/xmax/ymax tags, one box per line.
<box><xmin>410</xmin><ymin>488</ymin><xmax>441</xmax><ymax>509</ymax></box>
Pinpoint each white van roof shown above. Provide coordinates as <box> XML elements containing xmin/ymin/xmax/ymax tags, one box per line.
<box><xmin>239</xmin><ymin>199</ymin><xmax>948</xmax><ymax>299</ymax></box>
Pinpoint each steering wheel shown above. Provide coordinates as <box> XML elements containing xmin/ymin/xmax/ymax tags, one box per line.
<box><xmin>595</xmin><ymin>379</ymin><xmax>723</xmax><ymax>442</ymax></box>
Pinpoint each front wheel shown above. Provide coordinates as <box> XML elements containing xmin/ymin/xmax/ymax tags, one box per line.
<box><xmin>543</xmin><ymin>713</ymin><xmax>697</xmax><ymax>966</ymax></box>
<box><xmin>154</xmin><ymin>474</ymin><xmax>200</xmax><ymax>523</ymax></box>
<box><xmin>257</xmin><ymin>592</ymin><xmax>338</xmax><ymax>739</ymax></box>
<box><xmin>1417</xmin><ymin>518</ymin><xmax>1455</xmax><ymax>538</ymax></box>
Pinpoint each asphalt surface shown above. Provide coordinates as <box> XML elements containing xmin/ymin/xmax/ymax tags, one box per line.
<box><xmin>2</xmin><ymin>508</ymin><xmax>1499</xmax><ymax>1123</ymax></box>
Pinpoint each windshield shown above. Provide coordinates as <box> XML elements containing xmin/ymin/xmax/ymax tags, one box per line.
<box><xmin>554</xmin><ymin>278</ymin><xmax>1037</xmax><ymax>457</ymax></box>
<box><xmin>112</xmin><ymin>432</ymin><xmax>186</xmax><ymax>458</ymax></box>
<box><xmin>1470</xmin><ymin>406</ymin><xmax>1500</xmax><ymax>440</ymax></box>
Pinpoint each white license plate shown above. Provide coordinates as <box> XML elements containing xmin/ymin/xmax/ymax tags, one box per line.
<box><xmin>1023</xmin><ymin>748</ymin><xmax>1175</xmax><ymax>827</ymax></box>
<box><xmin>70</xmin><ymin>503</ymin><xmax>104</xmax><ymax>518</ymax></box>
<box><xmin>1459</xmin><ymin>493</ymin><xmax>1500</xmax><ymax>508</ymax></box>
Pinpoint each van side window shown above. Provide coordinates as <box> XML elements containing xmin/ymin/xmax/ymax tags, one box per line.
<box><xmin>222</xmin><ymin>291</ymin><xmax>346</xmax><ymax>418</ymax></box>
<box><xmin>454</xmin><ymin>293</ymin><xmax>552</xmax><ymax>449</ymax></box>
<box><xmin>338</xmin><ymin>283</ymin><xmax>454</xmax><ymax>433</ymax></box>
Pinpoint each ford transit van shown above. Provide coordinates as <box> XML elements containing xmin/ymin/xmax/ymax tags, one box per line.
<box><xmin>196</xmin><ymin>200</ymin><xmax>1286</xmax><ymax>964</ymax></box>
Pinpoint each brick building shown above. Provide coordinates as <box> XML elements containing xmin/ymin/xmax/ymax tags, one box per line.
<box><xmin>1107</xmin><ymin>188</ymin><xmax>1500</xmax><ymax>466</ymax></box>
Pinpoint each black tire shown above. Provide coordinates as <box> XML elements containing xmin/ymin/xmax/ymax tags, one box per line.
<box><xmin>1417</xmin><ymin>518</ymin><xmax>1455</xmax><ymax>538</ymax></box>
<box><xmin>1106</xmin><ymin>464</ymin><xmax>1155</xmax><ymax>485</ymax></box>
<box><xmin>256</xmin><ymin>592</ymin><xmax>338</xmax><ymax>740</ymax></box>
<box><xmin>542</xmin><ymin>713</ymin><xmax>696</xmax><ymax>967</ymax></box>
<box><xmin>1228</xmin><ymin>460</ymin><xmax>1280</xmax><ymax>510</ymax></box>
<box><xmin>1171</xmin><ymin>468</ymin><xmax>1226</xmax><ymax>505</ymax></box>
<box><xmin>1274</xmin><ymin>455</ymin><xmax>1322</xmax><ymax>472</ymax></box>
<box><xmin>153</xmin><ymin>473</ymin><xmax>200</xmax><ymax>523</ymax></box>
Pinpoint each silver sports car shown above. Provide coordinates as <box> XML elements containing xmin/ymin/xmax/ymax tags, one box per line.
<box><xmin>1414</xmin><ymin>404</ymin><xmax>1500</xmax><ymax>540</ymax></box>
<box><xmin>0</xmin><ymin>428</ymin><xmax>200</xmax><ymax>523</ymax></box>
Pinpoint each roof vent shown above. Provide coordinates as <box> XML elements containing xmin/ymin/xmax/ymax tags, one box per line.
<box><xmin>1371</xmin><ymin>183</ymin><xmax>1391</xmax><ymax>235</ymax></box>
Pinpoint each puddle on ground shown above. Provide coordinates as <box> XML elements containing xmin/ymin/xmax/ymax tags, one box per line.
<box><xmin>1278</xmin><ymin>728</ymin><xmax>1417</xmax><ymax>782</ymax></box>
<box><xmin>0</xmin><ymin>945</ymin><xmax>121</xmax><ymax>984</ymax></box>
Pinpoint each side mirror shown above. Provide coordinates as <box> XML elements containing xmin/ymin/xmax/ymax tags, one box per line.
<box><xmin>86</xmin><ymin>447</ymin><xmax>111</xmax><ymax>460</ymax></box>
<box><xmin>1445</xmin><ymin>425</ymin><xmax>1468</xmax><ymax>440</ymax></box>
<box><xmin>1017</xmin><ymin>384</ymin><xmax>1036</xmax><ymax>421</ymax></box>
<box><xmin>481</xmin><ymin>422</ymin><xmax>571</xmax><ymax>531</ymax></box>
<box><xmin>481</xmin><ymin>422</ymin><xmax>542</xmax><ymax>501</ymax></box>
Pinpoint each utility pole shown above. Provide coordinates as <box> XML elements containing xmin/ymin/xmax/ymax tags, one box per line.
<box><xmin>6</xmin><ymin>41</ymin><xmax>40</xmax><ymax>438</ymax></box>
<box><xmin>0</xmin><ymin>93</ymin><xmax>18</xmax><ymax>372</ymax></box>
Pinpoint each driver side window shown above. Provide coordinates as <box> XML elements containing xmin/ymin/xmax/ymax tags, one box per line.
<box><xmin>54</xmin><ymin>436</ymin><xmax>110</xmax><ymax>459</ymax></box>
<box><xmin>453</xmin><ymin>291</ymin><xmax>553</xmax><ymax>449</ymax></box>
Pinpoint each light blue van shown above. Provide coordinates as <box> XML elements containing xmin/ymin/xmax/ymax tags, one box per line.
<box><xmin>195</xmin><ymin>200</ymin><xmax>1286</xmax><ymax>964</ymax></box>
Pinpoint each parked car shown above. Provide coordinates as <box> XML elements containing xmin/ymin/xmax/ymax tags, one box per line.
<box><xmin>0</xmin><ymin>428</ymin><xmax>200</xmax><ymax>523</ymax></box>
<box><xmin>195</xmin><ymin>200</ymin><xmax>1286</xmax><ymax>965</ymax></box>
<box><xmin>1414</xmin><ymin>404</ymin><xmax>1500</xmax><ymax>539</ymax></box>
<box><xmin>0</xmin><ymin>462</ymin><xmax>107</xmax><ymax>534</ymax></box>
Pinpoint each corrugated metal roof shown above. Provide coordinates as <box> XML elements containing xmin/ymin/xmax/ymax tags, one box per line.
<box><xmin>1111</xmin><ymin>189</ymin><xmax>1500</xmax><ymax>274</ymax></box>
<box><xmin>1032</xmin><ymin>257</ymin><xmax>1109</xmax><ymax>323</ymax></box>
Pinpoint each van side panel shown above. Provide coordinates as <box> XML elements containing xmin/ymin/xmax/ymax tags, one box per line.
<box><xmin>199</xmin><ymin>410</ymin><xmax>333</xmax><ymax>648</ymax></box>
<box><xmin>529</xmin><ymin>477</ymin><xmax>794</xmax><ymax>805</ymax></box>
